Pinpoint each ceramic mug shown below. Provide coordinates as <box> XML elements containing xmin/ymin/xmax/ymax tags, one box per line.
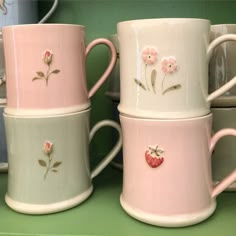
<box><xmin>117</xmin><ymin>18</ymin><xmax>236</xmax><ymax>119</ymax></box>
<box><xmin>3</xmin><ymin>109</ymin><xmax>122</xmax><ymax>214</ymax></box>
<box><xmin>211</xmin><ymin>107</ymin><xmax>236</xmax><ymax>190</ymax></box>
<box><xmin>105</xmin><ymin>34</ymin><xmax>120</xmax><ymax>102</ymax></box>
<box><xmin>209</xmin><ymin>24</ymin><xmax>236</xmax><ymax>107</ymax></box>
<box><xmin>0</xmin><ymin>32</ymin><xmax>6</xmax><ymax>103</ymax></box>
<box><xmin>2</xmin><ymin>24</ymin><xmax>116</xmax><ymax>116</ymax></box>
<box><xmin>0</xmin><ymin>0</ymin><xmax>58</xmax><ymax>27</ymax></box>
<box><xmin>119</xmin><ymin>113</ymin><xmax>236</xmax><ymax>227</ymax></box>
<box><xmin>0</xmin><ymin>104</ymin><xmax>7</xmax><ymax>172</ymax></box>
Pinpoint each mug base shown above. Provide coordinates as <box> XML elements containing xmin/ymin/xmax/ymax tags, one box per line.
<box><xmin>120</xmin><ymin>194</ymin><xmax>216</xmax><ymax>227</ymax></box>
<box><xmin>118</xmin><ymin>106</ymin><xmax>210</xmax><ymax>119</ymax></box>
<box><xmin>5</xmin><ymin>185</ymin><xmax>93</xmax><ymax>215</ymax></box>
<box><xmin>4</xmin><ymin>103</ymin><xmax>91</xmax><ymax>117</ymax></box>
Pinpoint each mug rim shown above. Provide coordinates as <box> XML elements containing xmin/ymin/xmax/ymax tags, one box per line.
<box><xmin>119</xmin><ymin>112</ymin><xmax>212</xmax><ymax>122</ymax></box>
<box><xmin>2</xmin><ymin>23</ymin><xmax>86</xmax><ymax>31</ymax></box>
<box><xmin>3</xmin><ymin>108</ymin><xmax>91</xmax><ymax>119</ymax></box>
<box><xmin>117</xmin><ymin>18</ymin><xmax>210</xmax><ymax>26</ymax></box>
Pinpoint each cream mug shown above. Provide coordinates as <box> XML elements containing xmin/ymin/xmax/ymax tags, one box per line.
<box><xmin>4</xmin><ymin>109</ymin><xmax>122</xmax><ymax>214</ymax></box>
<box><xmin>2</xmin><ymin>24</ymin><xmax>116</xmax><ymax>116</ymax></box>
<box><xmin>117</xmin><ymin>18</ymin><xmax>236</xmax><ymax>118</ymax></box>
<box><xmin>209</xmin><ymin>24</ymin><xmax>236</xmax><ymax>107</ymax></box>
<box><xmin>120</xmin><ymin>113</ymin><xmax>236</xmax><ymax>227</ymax></box>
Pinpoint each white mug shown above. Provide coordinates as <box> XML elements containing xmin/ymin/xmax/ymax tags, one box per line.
<box><xmin>117</xmin><ymin>18</ymin><xmax>236</xmax><ymax>118</ymax></box>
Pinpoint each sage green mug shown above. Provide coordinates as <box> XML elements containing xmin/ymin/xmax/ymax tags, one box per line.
<box><xmin>3</xmin><ymin>109</ymin><xmax>122</xmax><ymax>214</ymax></box>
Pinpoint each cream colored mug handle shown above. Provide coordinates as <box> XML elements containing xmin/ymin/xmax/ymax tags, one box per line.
<box><xmin>210</xmin><ymin>128</ymin><xmax>236</xmax><ymax>198</ymax></box>
<box><xmin>38</xmin><ymin>0</ymin><xmax>58</xmax><ymax>24</ymax></box>
<box><xmin>86</xmin><ymin>38</ymin><xmax>117</xmax><ymax>98</ymax></box>
<box><xmin>89</xmin><ymin>120</ymin><xmax>122</xmax><ymax>179</ymax></box>
<box><xmin>207</xmin><ymin>34</ymin><xmax>236</xmax><ymax>102</ymax></box>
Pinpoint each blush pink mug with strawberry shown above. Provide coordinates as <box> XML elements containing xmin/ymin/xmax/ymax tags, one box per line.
<box><xmin>118</xmin><ymin>18</ymin><xmax>236</xmax><ymax>119</ymax></box>
<box><xmin>119</xmin><ymin>113</ymin><xmax>236</xmax><ymax>227</ymax></box>
<box><xmin>2</xmin><ymin>24</ymin><xmax>116</xmax><ymax>116</ymax></box>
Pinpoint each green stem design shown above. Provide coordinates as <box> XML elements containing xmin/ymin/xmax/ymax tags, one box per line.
<box><xmin>161</xmin><ymin>74</ymin><xmax>166</xmax><ymax>94</ymax></box>
<box><xmin>44</xmin><ymin>154</ymin><xmax>52</xmax><ymax>180</ymax></box>
<box><xmin>144</xmin><ymin>64</ymin><xmax>150</xmax><ymax>91</ymax></box>
<box><xmin>45</xmin><ymin>64</ymin><xmax>51</xmax><ymax>86</ymax></box>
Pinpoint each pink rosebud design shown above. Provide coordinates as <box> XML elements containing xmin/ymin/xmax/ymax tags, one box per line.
<box><xmin>33</xmin><ymin>49</ymin><xmax>60</xmax><ymax>86</ymax></box>
<box><xmin>161</xmin><ymin>56</ymin><xmax>178</xmax><ymax>74</ymax></box>
<box><xmin>39</xmin><ymin>140</ymin><xmax>62</xmax><ymax>180</ymax></box>
<box><xmin>42</xmin><ymin>49</ymin><xmax>53</xmax><ymax>65</ymax></box>
<box><xmin>142</xmin><ymin>47</ymin><xmax>158</xmax><ymax>65</ymax></box>
<box><xmin>43</xmin><ymin>141</ymin><xmax>53</xmax><ymax>155</ymax></box>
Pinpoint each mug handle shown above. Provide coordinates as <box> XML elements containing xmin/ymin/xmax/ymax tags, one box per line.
<box><xmin>209</xmin><ymin>128</ymin><xmax>236</xmax><ymax>198</ymax></box>
<box><xmin>38</xmin><ymin>0</ymin><xmax>58</xmax><ymax>24</ymax></box>
<box><xmin>207</xmin><ymin>34</ymin><xmax>236</xmax><ymax>102</ymax></box>
<box><xmin>89</xmin><ymin>120</ymin><xmax>122</xmax><ymax>179</ymax></box>
<box><xmin>86</xmin><ymin>38</ymin><xmax>117</xmax><ymax>98</ymax></box>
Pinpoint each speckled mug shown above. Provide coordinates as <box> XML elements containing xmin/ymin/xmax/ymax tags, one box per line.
<box><xmin>120</xmin><ymin>113</ymin><xmax>236</xmax><ymax>227</ymax></box>
<box><xmin>2</xmin><ymin>24</ymin><xmax>116</xmax><ymax>116</ymax></box>
<box><xmin>4</xmin><ymin>109</ymin><xmax>122</xmax><ymax>214</ymax></box>
<box><xmin>118</xmin><ymin>18</ymin><xmax>236</xmax><ymax>118</ymax></box>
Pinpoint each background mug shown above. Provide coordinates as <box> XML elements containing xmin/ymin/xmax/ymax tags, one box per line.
<box><xmin>0</xmin><ymin>0</ymin><xmax>58</xmax><ymax>27</ymax></box>
<box><xmin>105</xmin><ymin>34</ymin><xmax>120</xmax><ymax>101</ymax></box>
<box><xmin>117</xmin><ymin>18</ymin><xmax>236</xmax><ymax>118</ymax></box>
<box><xmin>120</xmin><ymin>113</ymin><xmax>236</xmax><ymax>227</ymax></box>
<box><xmin>209</xmin><ymin>24</ymin><xmax>236</xmax><ymax>107</ymax></box>
<box><xmin>211</xmin><ymin>107</ymin><xmax>236</xmax><ymax>190</ymax></box>
<box><xmin>2</xmin><ymin>24</ymin><xmax>116</xmax><ymax>116</ymax></box>
<box><xmin>4</xmin><ymin>109</ymin><xmax>122</xmax><ymax>214</ymax></box>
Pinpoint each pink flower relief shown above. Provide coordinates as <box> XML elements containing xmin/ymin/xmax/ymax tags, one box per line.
<box><xmin>43</xmin><ymin>141</ymin><xmax>53</xmax><ymax>155</ymax></box>
<box><xmin>142</xmin><ymin>47</ymin><xmax>158</xmax><ymax>65</ymax></box>
<box><xmin>42</xmin><ymin>49</ymin><xmax>53</xmax><ymax>65</ymax></box>
<box><xmin>161</xmin><ymin>56</ymin><xmax>178</xmax><ymax>74</ymax></box>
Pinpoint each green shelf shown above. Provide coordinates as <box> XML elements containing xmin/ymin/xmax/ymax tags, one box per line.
<box><xmin>0</xmin><ymin>167</ymin><xmax>236</xmax><ymax>236</ymax></box>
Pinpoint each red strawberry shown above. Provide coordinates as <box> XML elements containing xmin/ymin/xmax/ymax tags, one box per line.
<box><xmin>145</xmin><ymin>146</ymin><xmax>164</xmax><ymax>168</ymax></box>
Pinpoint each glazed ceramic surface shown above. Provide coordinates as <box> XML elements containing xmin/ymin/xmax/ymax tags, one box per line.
<box><xmin>117</xmin><ymin>18</ymin><xmax>236</xmax><ymax>118</ymax></box>
<box><xmin>119</xmin><ymin>113</ymin><xmax>236</xmax><ymax>227</ymax></box>
<box><xmin>2</xmin><ymin>24</ymin><xmax>116</xmax><ymax>116</ymax></box>
<box><xmin>3</xmin><ymin>109</ymin><xmax>122</xmax><ymax>214</ymax></box>
<box><xmin>211</xmin><ymin>107</ymin><xmax>236</xmax><ymax>190</ymax></box>
<box><xmin>105</xmin><ymin>34</ymin><xmax>120</xmax><ymax>101</ymax></box>
<box><xmin>209</xmin><ymin>24</ymin><xmax>236</xmax><ymax>107</ymax></box>
<box><xmin>0</xmin><ymin>32</ymin><xmax>6</xmax><ymax>102</ymax></box>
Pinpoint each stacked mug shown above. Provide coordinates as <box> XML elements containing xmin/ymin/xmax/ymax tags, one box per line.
<box><xmin>2</xmin><ymin>24</ymin><xmax>122</xmax><ymax>215</ymax></box>
<box><xmin>117</xmin><ymin>18</ymin><xmax>236</xmax><ymax>227</ymax></box>
<box><xmin>0</xmin><ymin>0</ymin><xmax>58</xmax><ymax>172</ymax></box>
<box><xmin>0</xmin><ymin>31</ymin><xmax>7</xmax><ymax>171</ymax></box>
<box><xmin>209</xmin><ymin>24</ymin><xmax>236</xmax><ymax>191</ymax></box>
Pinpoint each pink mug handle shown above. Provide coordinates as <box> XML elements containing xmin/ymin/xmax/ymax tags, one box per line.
<box><xmin>210</xmin><ymin>128</ymin><xmax>236</xmax><ymax>198</ymax></box>
<box><xmin>86</xmin><ymin>38</ymin><xmax>117</xmax><ymax>98</ymax></box>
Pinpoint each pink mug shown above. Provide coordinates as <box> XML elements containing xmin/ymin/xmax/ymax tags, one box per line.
<box><xmin>119</xmin><ymin>113</ymin><xmax>236</xmax><ymax>227</ymax></box>
<box><xmin>2</xmin><ymin>24</ymin><xmax>116</xmax><ymax>116</ymax></box>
